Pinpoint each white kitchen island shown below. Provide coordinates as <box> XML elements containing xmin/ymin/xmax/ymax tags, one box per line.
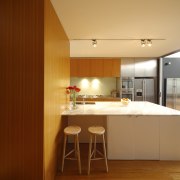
<box><xmin>62</xmin><ymin>101</ymin><xmax>180</xmax><ymax>160</ymax></box>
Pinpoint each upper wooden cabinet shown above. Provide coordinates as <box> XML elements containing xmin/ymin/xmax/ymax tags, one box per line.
<box><xmin>70</xmin><ymin>58</ymin><xmax>121</xmax><ymax>77</ymax></box>
<box><xmin>90</xmin><ymin>59</ymin><xmax>104</xmax><ymax>76</ymax></box>
<box><xmin>70</xmin><ymin>59</ymin><xmax>91</xmax><ymax>77</ymax></box>
<box><xmin>103</xmin><ymin>59</ymin><xmax>121</xmax><ymax>77</ymax></box>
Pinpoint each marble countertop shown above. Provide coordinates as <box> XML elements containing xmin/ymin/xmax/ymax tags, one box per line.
<box><xmin>62</xmin><ymin>101</ymin><xmax>180</xmax><ymax>116</ymax></box>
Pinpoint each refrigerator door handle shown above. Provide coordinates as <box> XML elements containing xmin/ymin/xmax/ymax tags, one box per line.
<box><xmin>142</xmin><ymin>80</ymin><xmax>144</xmax><ymax>101</ymax></box>
<box><xmin>174</xmin><ymin>79</ymin><xmax>177</xmax><ymax>109</ymax></box>
<box><xmin>144</xmin><ymin>80</ymin><xmax>146</xmax><ymax>101</ymax></box>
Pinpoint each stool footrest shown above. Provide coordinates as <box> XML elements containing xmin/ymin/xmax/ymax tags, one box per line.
<box><xmin>65</xmin><ymin>149</ymin><xmax>75</xmax><ymax>158</ymax></box>
<box><xmin>91</xmin><ymin>149</ymin><xmax>104</xmax><ymax>159</ymax></box>
<box><xmin>91</xmin><ymin>157</ymin><xmax>104</xmax><ymax>161</ymax></box>
<box><xmin>65</xmin><ymin>157</ymin><xmax>78</xmax><ymax>160</ymax></box>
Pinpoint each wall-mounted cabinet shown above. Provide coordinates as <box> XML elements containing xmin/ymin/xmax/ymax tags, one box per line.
<box><xmin>135</xmin><ymin>59</ymin><xmax>157</xmax><ymax>77</ymax></box>
<box><xmin>121</xmin><ymin>58</ymin><xmax>135</xmax><ymax>77</ymax></box>
<box><xmin>70</xmin><ymin>58</ymin><xmax>121</xmax><ymax>77</ymax></box>
<box><xmin>121</xmin><ymin>58</ymin><xmax>157</xmax><ymax>77</ymax></box>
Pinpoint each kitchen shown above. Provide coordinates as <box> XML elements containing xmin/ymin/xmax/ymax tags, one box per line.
<box><xmin>2</xmin><ymin>0</ymin><xmax>180</xmax><ymax>180</ymax></box>
<box><xmin>70</xmin><ymin>58</ymin><xmax>158</xmax><ymax>103</ymax></box>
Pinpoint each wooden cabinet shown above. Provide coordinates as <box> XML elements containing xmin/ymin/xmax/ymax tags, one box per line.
<box><xmin>70</xmin><ymin>59</ymin><xmax>78</xmax><ymax>76</ymax></box>
<box><xmin>70</xmin><ymin>58</ymin><xmax>121</xmax><ymax>77</ymax></box>
<box><xmin>107</xmin><ymin>115</ymin><xmax>159</xmax><ymax>160</ymax></box>
<box><xmin>112</xmin><ymin>59</ymin><xmax>121</xmax><ymax>77</ymax></box>
<box><xmin>90</xmin><ymin>59</ymin><xmax>104</xmax><ymax>76</ymax></box>
<box><xmin>78</xmin><ymin>59</ymin><xmax>91</xmax><ymax>77</ymax></box>
<box><xmin>103</xmin><ymin>59</ymin><xmax>120</xmax><ymax>77</ymax></box>
<box><xmin>71</xmin><ymin>59</ymin><xmax>91</xmax><ymax>77</ymax></box>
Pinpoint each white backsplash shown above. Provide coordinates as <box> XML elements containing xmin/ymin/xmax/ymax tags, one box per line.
<box><xmin>70</xmin><ymin>77</ymin><xmax>119</xmax><ymax>95</ymax></box>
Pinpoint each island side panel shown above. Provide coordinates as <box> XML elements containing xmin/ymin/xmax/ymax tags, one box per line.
<box><xmin>107</xmin><ymin>115</ymin><xmax>134</xmax><ymax>160</ymax></box>
<box><xmin>160</xmin><ymin>115</ymin><xmax>180</xmax><ymax>160</ymax></box>
<box><xmin>133</xmin><ymin>116</ymin><xmax>159</xmax><ymax>160</ymax></box>
<box><xmin>107</xmin><ymin>115</ymin><xmax>160</xmax><ymax>160</ymax></box>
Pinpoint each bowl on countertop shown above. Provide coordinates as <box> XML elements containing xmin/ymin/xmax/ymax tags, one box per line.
<box><xmin>121</xmin><ymin>98</ymin><xmax>131</xmax><ymax>105</ymax></box>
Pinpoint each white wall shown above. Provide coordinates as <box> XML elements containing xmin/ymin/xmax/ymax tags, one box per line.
<box><xmin>70</xmin><ymin>77</ymin><xmax>119</xmax><ymax>95</ymax></box>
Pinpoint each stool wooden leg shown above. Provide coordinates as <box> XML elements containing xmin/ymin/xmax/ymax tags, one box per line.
<box><xmin>74</xmin><ymin>135</ymin><xmax>77</xmax><ymax>158</ymax></box>
<box><xmin>61</xmin><ymin>134</ymin><xmax>67</xmax><ymax>172</ymax></box>
<box><xmin>94</xmin><ymin>135</ymin><xmax>96</xmax><ymax>158</ymax></box>
<box><xmin>76</xmin><ymin>134</ymin><xmax>81</xmax><ymax>174</ymax></box>
<box><xmin>88</xmin><ymin>134</ymin><xmax>93</xmax><ymax>175</ymax></box>
<box><xmin>102</xmin><ymin>134</ymin><xmax>108</xmax><ymax>172</ymax></box>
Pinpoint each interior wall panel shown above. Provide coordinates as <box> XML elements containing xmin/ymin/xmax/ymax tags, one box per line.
<box><xmin>0</xmin><ymin>0</ymin><xmax>44</xmax><ymax>179</ymax></box>
<box><xmin>0</xmin><ymin>0</ymin><xmax>70</xmax><ymax>179</ymax></box>
<box><xmin>44</xmin><ymin>0</ymin><xmax>70</xmax><ymax>179</ymax></box>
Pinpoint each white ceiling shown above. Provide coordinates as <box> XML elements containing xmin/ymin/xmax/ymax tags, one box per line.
<box><xmin>51</xmin><ymin>0</ymin><xmax>180</xmax><ymax>58</ymax></box>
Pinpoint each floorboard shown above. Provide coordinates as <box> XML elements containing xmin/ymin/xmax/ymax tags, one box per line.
<box><xmin>56</xmin><ymin>143</ymin><xmax>180</xmax><ymax>180</ymax></box>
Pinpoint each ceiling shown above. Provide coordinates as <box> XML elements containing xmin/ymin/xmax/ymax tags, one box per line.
<box><xmin>51</xmin><ymin>0</ymin><xmax>180</xmax><ymax>58</ymax></box>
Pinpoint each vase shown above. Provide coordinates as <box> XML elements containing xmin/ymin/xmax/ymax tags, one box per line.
<box><xmin>72</xmin><ymin>92</ymin><xmax>77</xmax><ymax>109</ymax></box>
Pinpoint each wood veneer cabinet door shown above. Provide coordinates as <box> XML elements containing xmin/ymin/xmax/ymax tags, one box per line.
<box><xmin>103</xmin><ymin>59</ymin><xmax>120</xmax><ymax>77</ymax></box>
<box><xmin>112</xmin><ymin>59</ymin><xmax>121</xmax><ymax>77</ymax></box>
<box><xmin>70</xmin><ymin>58</ymin><xmax>120</xmax><ymax>77</ymax></box>
<box><xmin>103</xmin><ymin>59</ymin><xmax>113</xmax><ymax>76</ymax></box>
<box><xmin>77</xmin><ymin>59</ymin><xmax>91</xmax><ymax>77</ymax></box>
<box><xmin>90</xmin><ymin>59</ymin><xmax>103</xmax><ymax>77</ymax></box>
<box><xmin>70</xmin><ymin>59</ymin><xmax>78</xmax><ymax>76</ymax></box>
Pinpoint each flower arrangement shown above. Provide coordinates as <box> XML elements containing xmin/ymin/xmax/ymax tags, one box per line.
<box><xmin>66</xmin><ymin>85</ymin><xmax>81</xmax><ymax>109</ymax></box>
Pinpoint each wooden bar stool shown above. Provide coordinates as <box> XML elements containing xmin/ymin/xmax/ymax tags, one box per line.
<box><xmin>61</xmin><ymin>126</ymin><xmax>81</xmax><ymax>174</ymax></box>
<box><xmin>87</xmin><ymin>126</ymin><xmax>108</xmax><ymax>174</ymax></box>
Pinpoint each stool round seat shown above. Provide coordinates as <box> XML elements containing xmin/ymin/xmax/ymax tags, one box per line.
<box><xmin>64</xmin><ymin>126</ymin><xmax>81</xmax><ymax>135</ymax></box>
<box><xmin>88</xmin><ymin>126</ymin><xmax>105</xmax><ymax>135</ymax></box>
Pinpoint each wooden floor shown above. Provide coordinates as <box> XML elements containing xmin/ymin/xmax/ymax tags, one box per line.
<box><xmin>56</xmin><ymin>143</ymin><xmax>180</xmax><ymax>180</ymax></box>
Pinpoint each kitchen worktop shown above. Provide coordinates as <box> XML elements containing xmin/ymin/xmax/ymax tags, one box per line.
<box><xmin>62</xmin><ymin>101</ymin><xmax>180</xmax><ymax>116</ymax></box>
<box><xmin>76</xmin><ymin>96</ymin><xmax>121</xmax><ymax>102</ymax></box>
<box><xmin>65</xmin><ymin>101</ymin><xmax>180</xmax><ymax>160</ymax></box>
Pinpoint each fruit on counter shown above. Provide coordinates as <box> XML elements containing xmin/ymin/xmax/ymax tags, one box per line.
<box><xmin>121</xmin><ymin>98</ymin><xmax>130</xmax><ymax>105</ymax></box>
<box><xmin>121</xmin><ymin>98</ymin><xmax>129</xmax><ymax>101</ymax></box>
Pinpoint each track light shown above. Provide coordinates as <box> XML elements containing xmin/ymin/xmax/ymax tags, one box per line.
<box><xmin>141</xmin><ymin>39</ymin><xmax>146</xmax><ymax>47</ymax></box>
<box><xmin>147</xmin><ymin>39</ymin><xmax>152</xmax><ymax>47</ymax></box>
<box><xmin>92</xmin><ymin>39</ymin><xmax>97</xmax><ymax>47</ymax></box>
<box><xmin>141</xmin><ymin>39</ymin><xmax>152</xmax><ymax>47</ymax></box>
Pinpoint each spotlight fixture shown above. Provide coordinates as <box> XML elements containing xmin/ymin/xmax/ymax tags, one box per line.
<box><xmin>147</xmin><ymin>39</ymin><xmax>152</xmax><ymax>47</ymax></box>
<box><xmin>92</xmin><ymin>39</ymin><xmax>97</xmax><ymax>47</ymax></box>
<box><xmin>141</xmin><ymin>39</ymin><xmax>146</xmax><ymax>47</ymax></box>
<box><xmin>72</xmin><ymin>38</ymin><xmax>165</xmax><ymax>47</ymax></box>
<box><xmin>141</xmin><ymin>39</ymin><xmax>152</xmax><ymax>47</ymax></box>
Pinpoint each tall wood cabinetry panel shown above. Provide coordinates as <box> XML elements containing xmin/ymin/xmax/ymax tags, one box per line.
<box><xmin>121</xmin><ymin>58</ymin><xmax>135</xmax><ymax>77</ymax></box>
<box><xmin>70</xmin><ymin>59</ymin><xmax>78</xmax><ymax>76</ymax></box>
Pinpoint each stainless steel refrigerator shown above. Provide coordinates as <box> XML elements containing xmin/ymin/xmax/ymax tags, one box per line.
<box><xmin>165</xmin><ymin>78</ymin><xmax>180</xmax><ymax>110</ymax></box>
<box><xmin>134</xmin><ymin>78</ymin><xmax>156</xmax><ymax>103</ymax></box>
